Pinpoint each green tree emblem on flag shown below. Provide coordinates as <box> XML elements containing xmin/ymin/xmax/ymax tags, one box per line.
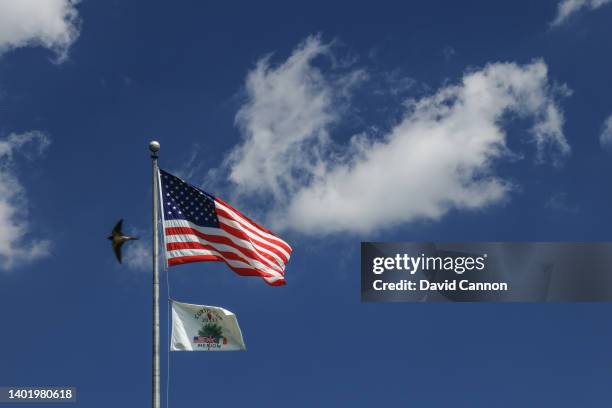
<box><xmin>199</xmin><ymin>323</ymin><xmax>223</xmax><ymax>339</ymax></box>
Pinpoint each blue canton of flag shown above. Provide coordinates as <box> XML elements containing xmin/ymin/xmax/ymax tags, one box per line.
<box><xmin>161</xmin><ymin>170</ymin><xmax>219</xmax><ymax>228</ymax></box>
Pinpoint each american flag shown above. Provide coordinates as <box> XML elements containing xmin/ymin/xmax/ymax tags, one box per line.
<box><xmin>159</xmin><ymin>169</ymin><xmax>291</xmax><ymax>286</ymax></box>
<box><xmin>193</xmin><ymin>336</ymin><xmax>220</xmax><ymax>344</ymax></box>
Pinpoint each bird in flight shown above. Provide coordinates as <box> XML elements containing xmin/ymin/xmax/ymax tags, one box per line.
<box><xmin>107</xmin><ymin>219</ymin><xmax>138</xmax><ymax>263</ymax></box>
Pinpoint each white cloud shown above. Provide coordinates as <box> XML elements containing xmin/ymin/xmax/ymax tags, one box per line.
<box><xmin>551</xmin><ymin>0</ymin><xmax>612</xmax><ymax>26</ymax></box>
<box><xmin>226</xmin><ymin>35</ymin><xmax>366</xmax><ymax>200</ymax></box>
<box><xmin>0</xmin><ymin>0</ymin><xmax>81</xmax><ymax>61</ymax></box>
<box><xmin>283</xmin><ymin>62</ymin><xmax>570</xmax><ymax>234</ymax></box>
<box><xmin>0</xmin><ymin>132</ymin><xmax>51</xmax><ymax>270</ymax></box>
<box><xmin>222</xmin><ymin>38</ymin><xmax>571</xmax><ymax>235</ymax></box>
<box><xmin>600</xmin><ymin>113</ymin><xmax>612</xmax><ymax>150</ymax></box>
<box><xmin>0</xmin><ymin>2</ymin><xmax>81</xmax><ymax>271</ymax></box>
<box><xmin>123</xmin><ymin>239</ymin><xmax>150</xmax><ymax>272</ymax></box>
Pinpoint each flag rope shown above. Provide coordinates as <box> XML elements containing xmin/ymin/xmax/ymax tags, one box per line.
<box><xmin>164</xmin><ymin>225</ymin><xmax>171</xmax><ymax>408</ymax></box>
<box><xmin>166</xmin><ymin>298</ymin><xmax>171</xmax><ymax>408</ymax></box>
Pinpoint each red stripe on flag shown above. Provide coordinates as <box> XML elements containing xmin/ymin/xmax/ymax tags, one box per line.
<box><xmin>168</xmin><ymin>254</ymin><xmax>220</xmax><ymax>266</ymax></box>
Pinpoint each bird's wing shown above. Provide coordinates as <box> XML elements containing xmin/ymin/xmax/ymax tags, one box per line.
<box><xmin>113</xmin><ymin>241</ymin><xmax>123</xmax><ymax>263</ymax></box>
<box><xmin>112</xmin><ymin>219</ymin><xmax>123</xmax><ymax>236</ymax></box>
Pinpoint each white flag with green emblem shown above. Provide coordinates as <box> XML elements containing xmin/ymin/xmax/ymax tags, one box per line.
<box><xmin>171</xmin><ymin>301</ymin><xmax>246</xmax><ymax>351</ymax></box>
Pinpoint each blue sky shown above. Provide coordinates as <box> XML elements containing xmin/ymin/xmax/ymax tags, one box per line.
<box><xmin>1</xmin><ymin>0</ymin><xmax>612</xmax><ymax>406</ymax></box>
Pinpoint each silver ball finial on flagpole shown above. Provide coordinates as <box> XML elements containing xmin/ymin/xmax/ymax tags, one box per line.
<box><xmin>149</xmin><ymin>140</ymin><xmax>160</xmax><ymax>153</ymax></box>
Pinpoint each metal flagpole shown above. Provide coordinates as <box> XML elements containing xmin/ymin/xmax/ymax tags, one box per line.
<box><xmin>149</xmin><ymin>140</ymin><xmax>161</xmax><ymax>408</ymax></box>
